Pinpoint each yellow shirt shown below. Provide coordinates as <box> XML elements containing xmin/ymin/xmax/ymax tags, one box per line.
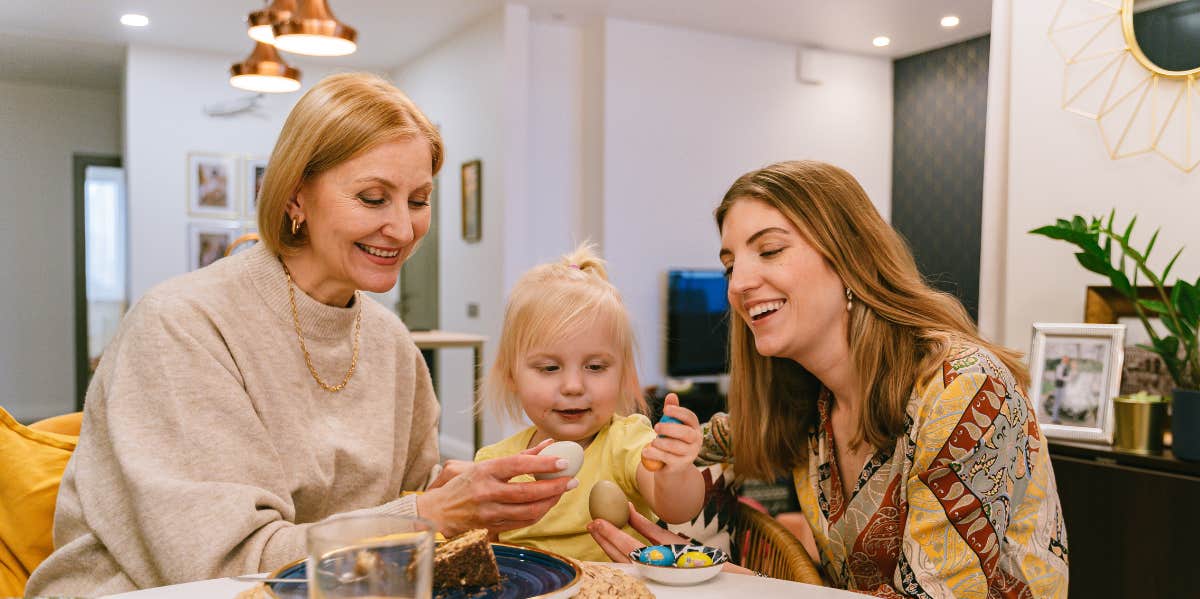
<box><xmin>474</xmin><ymin>414</ymin><xmax>658</xmax><ymax>562</ymax></box>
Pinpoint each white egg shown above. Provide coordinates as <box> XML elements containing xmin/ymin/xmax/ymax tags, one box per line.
<box><xmin>535</xmin><ymin>440</ymin><xmax>584</xmax><ymax>480</ymax></box>
<box><xmin>588</xmin><ymin>480</ymin><xmax>629</xmax><ymax>527</ymax></box>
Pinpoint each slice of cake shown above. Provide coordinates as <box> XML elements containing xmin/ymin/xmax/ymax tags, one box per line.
<box><xmin>430</xmin><ymin>528</ymin><xmax>501</xmax><ymax>590</ymax></box>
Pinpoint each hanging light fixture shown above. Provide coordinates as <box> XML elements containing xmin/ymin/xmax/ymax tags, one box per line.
<box><xmin>246</xmin><ymin>0</ymin><xmax>294</xmax><ymax>44</ymax></box>
<box><xmin>230</xmin><ymin>42</ymin><xmax>302</xmax><ymax>93</ymax></box>
<box><xmin>272</xmin><ymin>0</ymin><xmax>357</xmax><ymax>57</ymax></box>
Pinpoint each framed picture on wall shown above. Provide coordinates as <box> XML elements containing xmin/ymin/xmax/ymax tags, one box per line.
<box><xmin>242</xmin><ymin>156</ymin><xmax>268</xmax><ymax>218</ymax></box>
<box><xmin>187</xmin><ymin>220</ymin><xmax>241</xmax><ymax>271</ymax></box>
<box><xmin>187</xmin><ymin>152</ymin><xmax>238</xmax><ymax>218</ymax></box>
<box><xmin>1028</xmin><ymin>323</ymin><xmax>1125</xmax><ymax>444</ymax></box>
<box><xmin>461</xmin><ymin>159</ymin><xmax>482</xmax><ymax>242</ymax></box>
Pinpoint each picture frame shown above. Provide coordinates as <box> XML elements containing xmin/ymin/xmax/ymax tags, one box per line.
<box><xmin>461</xmin><ymin>159</ymin><xmax>482</xmax><ymax>242</ymax></box>
<box><xmin>187</xmin><ymin>153</ymin><xmax>238</xmax><ymax>218</ymax></box>
<box><xmin>1084</xmin><ymin>285</ymin><xmax>1175</xmax><ymax>396</ymax></box>
<box><xmin>1029</xmin><ymin>323</ymin><xmax>1126</xmax><ymax>444</ymax></box>
<box><xmin>187</xmin><ymin>220</ymin><xmax>242</xmax><ymax>271</ymax></box>
<box><xmin>242</xmin><ymin>157</ymin><xmax>268</xmax><ymax>218</ymax></box>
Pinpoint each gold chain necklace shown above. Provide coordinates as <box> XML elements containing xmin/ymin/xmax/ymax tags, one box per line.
<box><xmin>282</xmin><ymin>261</ymin><xmax>362</xmax><ymax>393</ymax></box>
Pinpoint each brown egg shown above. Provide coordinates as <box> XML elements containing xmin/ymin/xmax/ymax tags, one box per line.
<box><xmin>588</xmin><ymin>480</ymin><xmax>629</xmax><ymax>527</ymax></box>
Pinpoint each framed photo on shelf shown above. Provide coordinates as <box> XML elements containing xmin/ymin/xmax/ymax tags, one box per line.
<box><xmin>187</xmin><ymin>152</ymin><xmax>238</xmax><ymax>218</ymax></box>
<box><xmin>1084</xmin><ymin>285</ymin><xmax>1175</xmax><ymax>396</ymax></box>
<box><xmin>1028</xmin><ymin>323</ymin><xmax>1126</xmax><ymax>444</ymax></box>
<box><xmin>461</xmin><ymin>159</ymin><xmax>482</xmax><ymax>242</ymax></box>
<box><xmin>242</xmin><ymin>157</ymin><xmax>268</xmax><ymax>218</ymax></box>
<box><xmin>188</xmin><ymin>220</ymin><xmax>241</xmax><ymax>271</ymax></box>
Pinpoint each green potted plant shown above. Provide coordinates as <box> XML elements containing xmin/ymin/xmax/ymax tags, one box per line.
<box><xmin>1031</xmin><ymin>213</ymin><xmax>1200</xmax><ymax>459</ymax></box>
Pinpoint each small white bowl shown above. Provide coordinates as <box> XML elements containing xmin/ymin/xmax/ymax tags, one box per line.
<box><xmin>628</xmin><ymin>544</ymin><xmax>729</xmax><ymax>585</ymax></box>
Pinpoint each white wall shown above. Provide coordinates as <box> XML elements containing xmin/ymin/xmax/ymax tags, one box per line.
<box><xmin>526</xmin><ymin>19</ymin><xmax>586</xmax><ymax>266</ymax></box>
<box><xmin>125</xmin><ymin>45</ymin><xmax>356</xmax><ymax>300</ymax></box>
<box><xmin>392</xmin><ymin>11</ymin><xmax>512</xmax><ymax>455</ymax></box>
<box><xmin>599</xmin><ymin>18</ymin><xmax>894</xmax><ymax>388</ymax></box>
<box><xmin>0</xmin><ymin>79</ymin><xmax>121</xmax><ymax>422</ymax></box>
<box><xmin>998</xmin><ymin>0</ymin><xmax>1200</xmax><ymax>352</ymax></box>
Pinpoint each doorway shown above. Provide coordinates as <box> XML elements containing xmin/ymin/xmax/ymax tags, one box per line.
<box><xmin>73</xmin><ymin>154</ymin><xmax>125</xmax><ymax>409</ymax></box>
<box><xmin>400</xmin><ymin>174</ymin><xmax>441</xmax><ymax>387</ymax></box>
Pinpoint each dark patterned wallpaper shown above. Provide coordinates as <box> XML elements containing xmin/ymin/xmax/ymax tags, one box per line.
<box><xmin>892</xmin><ymin>35</ymin><xmax>990</xmax><ymax>321</ymax></box>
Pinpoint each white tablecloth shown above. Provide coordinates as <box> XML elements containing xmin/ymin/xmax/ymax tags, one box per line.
<box><xmin>104</xmin><ymin>563</ymin><xmax>861</xmax><ymax>598</ymax></box>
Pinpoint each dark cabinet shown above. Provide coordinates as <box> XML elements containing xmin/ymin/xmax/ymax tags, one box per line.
<box><xmin>1048</xmin><ymin>441</ymin><xmax>1200</xmax><ymax>598</ymax></box>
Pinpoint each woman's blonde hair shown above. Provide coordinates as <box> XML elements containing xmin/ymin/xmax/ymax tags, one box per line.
<box><xmin>257</xmin><ymin>72</ymin><xmax>443</xmax><ymax>254</ymax></box>
<box><xmin>482</xmin><ymin>243</ymin><xmax>647</xmax><ymax>423</ymax></box>
<box><xmin>715</xmin><ymin>160</ymin><xmax>1029</xmax><ymax>480</ymax></box>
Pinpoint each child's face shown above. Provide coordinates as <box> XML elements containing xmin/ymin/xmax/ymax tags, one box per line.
<box><xmin>513</xmin><ymin>317</ymin><xmax>625</xmax><ymax>446</ymax></box>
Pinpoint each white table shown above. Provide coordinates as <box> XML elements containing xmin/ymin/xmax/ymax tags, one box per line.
<box><xmin>104</xmin><ymin>563</ymin><xmax>860</xmax><ymax>598</ymax></box>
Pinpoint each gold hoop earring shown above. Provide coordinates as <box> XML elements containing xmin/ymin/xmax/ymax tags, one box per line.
<box><xmin>291</xmin><ymin>217</ymin><xmax>301</xmax><ymax>236</ymax></box>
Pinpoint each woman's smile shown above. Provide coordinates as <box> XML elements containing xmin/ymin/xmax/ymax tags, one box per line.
<box><xmin>354</xmin><ymin>242</ymin><xmax>401</xmax><ymax>265</ymax></box>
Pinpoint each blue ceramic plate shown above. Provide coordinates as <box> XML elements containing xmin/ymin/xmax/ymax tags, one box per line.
<box><xmin>266</xmin><ymin>543</ymin><xmax>581</xmax><ymax>599</ymax></box>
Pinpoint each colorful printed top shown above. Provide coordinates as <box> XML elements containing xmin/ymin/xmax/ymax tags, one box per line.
<box><xmin>706</xmin><ymin>345</ymin><xmax>1070</xmax><ymax>597</ymax></box>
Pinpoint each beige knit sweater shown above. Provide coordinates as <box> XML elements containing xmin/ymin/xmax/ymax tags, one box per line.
<box><xmin>26</xmin><ymin>244</ymin><xmax>440</xmax><ymax>597</ymax></box>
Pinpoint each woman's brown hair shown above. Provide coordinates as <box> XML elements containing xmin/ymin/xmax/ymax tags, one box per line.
<box><xmin>257</xmin><ymin>72</ymin><xmax>443</xmax><ymax>255</ymax></box>
<box><xmin>715</xmin><ymin>160</ymin><xmax>1029</xmax><ymax>480</ymax></box>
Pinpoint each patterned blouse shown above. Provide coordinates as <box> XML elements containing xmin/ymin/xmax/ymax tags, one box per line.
<box><xmin>705</xmin><ymin>345</ymin><xmax>1070</xmax><ymax>597</ymax></box>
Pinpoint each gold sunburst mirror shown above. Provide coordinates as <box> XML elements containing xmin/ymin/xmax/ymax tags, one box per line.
<box><xmin>1050</xmin><ymin>0</ymin><xmax>1200</xmax><ymax>172</ymax></box>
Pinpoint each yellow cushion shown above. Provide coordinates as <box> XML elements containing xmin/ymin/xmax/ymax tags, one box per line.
<box><xmin>0</xmin><ymin>407</ymin><xmax>77</xmax><ymax>597</ymax></box>
<box><xmin>28</xmin><ymin>412</ymin><xmax>82</xmax><ymax>437</ymax></box>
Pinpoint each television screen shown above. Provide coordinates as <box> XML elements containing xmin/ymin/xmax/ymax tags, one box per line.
<box><xmin>665</xmin><ymin>270</ymin><xmax>729</xmax><ymax>377</ymax></box>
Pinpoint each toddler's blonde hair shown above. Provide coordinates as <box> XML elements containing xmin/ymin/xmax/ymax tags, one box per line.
<box><xmin>482</xmin><ymin>242</ymin><xmax>646</xmax><ymax>423</ymax></box>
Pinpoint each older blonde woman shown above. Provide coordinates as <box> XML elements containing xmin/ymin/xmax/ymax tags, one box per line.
<box><xmin>28</xmin><ymin>73</ymin><xmax>574</xmax><ymax>596</ymax></box>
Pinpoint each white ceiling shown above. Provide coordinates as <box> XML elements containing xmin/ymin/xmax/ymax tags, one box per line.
<box><xmin>0</xmin><ymin>0</ymin><xmax>992</xmax><ymax>90</ymax></box>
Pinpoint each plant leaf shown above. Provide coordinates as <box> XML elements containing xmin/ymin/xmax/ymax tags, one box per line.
<box><xmin>1121</xmin><ymin>215</ymin><xmax>1138</xmax><ymax>242</ymax></box>
<box><xmin>1074</xmin><ymin>251</ymin><xmax>1112</xmax><ymax>278</ymax></box>
<box><xmin>1145</xmin><ymin>228</ymin><xmax>1159</xmax><ymax>261</ymax></box>
<box><xmin>1175</xmin><ymin>281</ymin><xmax>1199</xmax><ymax>330</ymax></box>
<box><xmin>1111</xmin><ymin>269</ymin><xmax>1133</xmax><ymax>296</ymax></box>
<box><xmin>1162</xmin><ymin>246</ymin><xmax>1184</xmax><ymax>282</ymax></box>
<box><xmin>1138</xmin><ymin>299</ymin><xmax>1171</xmax><ymax>314</ymax></box>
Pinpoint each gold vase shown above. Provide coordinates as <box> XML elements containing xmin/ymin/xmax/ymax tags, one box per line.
<box><xmin>1113</xmin><ymin>396</ymin><xmax>1167</xmax><ymax>454</ymax></box>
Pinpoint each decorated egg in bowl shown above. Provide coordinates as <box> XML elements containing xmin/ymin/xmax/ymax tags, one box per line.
<box><xmin>629</xmin><ymin>544</ymin><xmax>729</xmax><ymax>585</ymax></box>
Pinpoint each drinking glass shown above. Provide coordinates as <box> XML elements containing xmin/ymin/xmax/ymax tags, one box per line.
<box><xmin>306</xmin><ymin>514</ymin><xmax>434</xmax><ymax>599</ymax></box>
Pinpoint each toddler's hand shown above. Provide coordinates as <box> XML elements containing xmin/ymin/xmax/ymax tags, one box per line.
<box><xmin>427</xmin><ymin>459</ymin><xmax>472</xmax><ymax>490</ymax></box>
<box><xmin>640</xmin><ymin>393</ymin><xmax>701</xmax><ymax>472</ymax></box>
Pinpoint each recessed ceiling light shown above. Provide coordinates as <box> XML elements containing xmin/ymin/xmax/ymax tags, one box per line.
<box><xmin>120</xmin><ymin>14</ymin><xmax>149</xmax><ymax>27</ymax></box>
<box><xmin>872</xmin><ymin>36</ymin><xmax>891</xmax><ymax>48</ymax></box>
<box><xmin>941</xmin><ymin>15</ymin><xmax>960</xmax><ymax>28</ymax></box>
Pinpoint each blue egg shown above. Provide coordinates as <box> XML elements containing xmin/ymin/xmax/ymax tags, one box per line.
<box><xmin>638</xmin><ymin>545</ymin><xmax>675</xmax><ymax>566</ymax></box>
<box><xmin>658</xmin><ymin>415</ymin><xmax>682</xmax><ymax>426</ymax></box>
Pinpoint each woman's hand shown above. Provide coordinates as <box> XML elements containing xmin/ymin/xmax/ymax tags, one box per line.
<box><xmin>586</xmin><ymin>502</ymin><xmax>757</xmax><ymax>575</ymax></box>
<box><xmin>640</xmin><ymin>393</ymin><xmax>702</xmax><ymax>471</ymax></box>
<box><xmin>426</xmin><ymin>440</ymin><xmax>555</xmax><ymax>491</ymax></box>
<box><xmin>417</xmin><ymin>439</ymin><xmax>575</xmax><ymax>538</ymax></box>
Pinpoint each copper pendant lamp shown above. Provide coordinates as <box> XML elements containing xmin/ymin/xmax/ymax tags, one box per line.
<box><xmin>230</xmin><ymin>42</ymin><xmax>302</xmax><ymax>93</ymax></box>
<box><xmin>272</xmin><ymin>0</ymin><xmax>357</xmax><ymax>57</ymax></box>
<box><xmin>246</xmin><ymin>0</ymin><xmax>295</xmax><ymax>44</ymax></box>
